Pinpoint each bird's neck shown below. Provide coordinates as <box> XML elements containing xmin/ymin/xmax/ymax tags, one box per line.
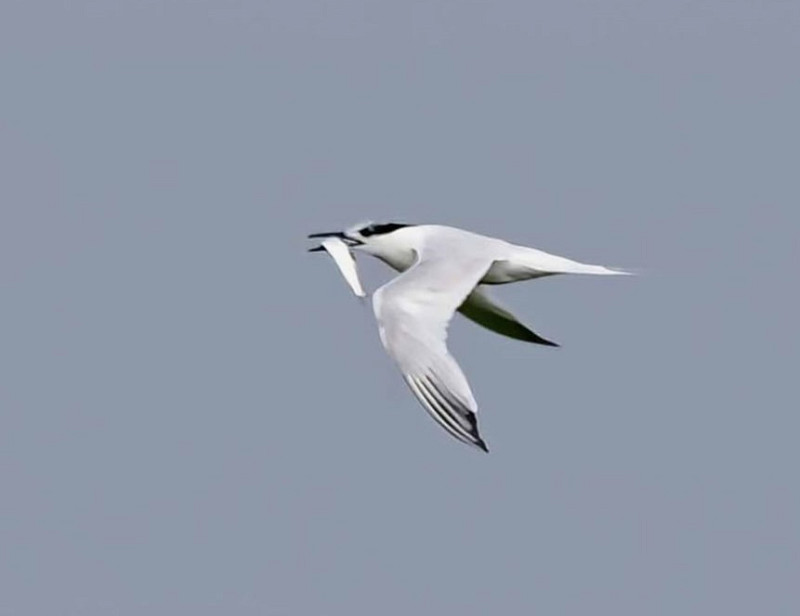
<box><xmin>374</xmin><ymin>248</ymin><xmax>417</xmax><ymax>273</ymax></box>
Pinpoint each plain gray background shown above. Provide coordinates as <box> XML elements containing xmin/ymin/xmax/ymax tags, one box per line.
<box><xmin>2</xmin><ymin>1</ymin><xmax>798</xmax><ymax>614</ymax></box>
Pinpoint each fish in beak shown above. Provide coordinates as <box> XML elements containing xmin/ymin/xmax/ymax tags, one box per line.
<box><xmin>307</xmin><ymin>235</ymin><xmax>366</xmax><ymax>298</ymax></box>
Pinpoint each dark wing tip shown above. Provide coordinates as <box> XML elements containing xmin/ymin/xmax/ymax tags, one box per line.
<box><xmin>519</xmin><ymin>329</ymin><xmax>560</xmax><ymax>347</ymax></box>
<box><xmin>462</xmin><ymin>409</ymin><xmax>489</xmax><ymax>453</ymax></box>
<box><xmin>409</xmin><ymin>374</ymin><xmax>491</xmax><ymax>453</ymax></box>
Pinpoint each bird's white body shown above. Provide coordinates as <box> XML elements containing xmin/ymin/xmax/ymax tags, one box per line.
<box><xmin>360</xmin><ymin>224</ymin><xmax>623</xmax><ymax>281</ymax></box>
<box><xmin>309</xmin><ymin>222</ymin><xmax>629</xmax><ymax>452</ymax></box>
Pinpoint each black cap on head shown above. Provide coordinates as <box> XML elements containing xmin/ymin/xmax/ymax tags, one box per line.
<box><xmin>359</xmin><ymin>223</ymin><xmax>411</xmax><ymax>237</ymax></box>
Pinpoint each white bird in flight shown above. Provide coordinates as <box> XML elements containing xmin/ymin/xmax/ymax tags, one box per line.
<box><xmin>309</xmin><ymin>222</ymin><xmax>630</xmax><ymax>452</ymax></box>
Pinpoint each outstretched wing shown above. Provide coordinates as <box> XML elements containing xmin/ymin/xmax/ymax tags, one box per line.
<box><xmin>458</xmin><ymin>286</ymin><xmax>559</xmax><ymax>347</ymax></box>
<box><xmin>373</xmin><ymin>252</ymin><xmax>494</xmax><ymax>451</ymax></box>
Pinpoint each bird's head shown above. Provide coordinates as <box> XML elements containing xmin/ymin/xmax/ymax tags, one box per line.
<box><xmin>308</xmin><ymin>221</ymin><xmax>418</xmax><ymax>271</ymax></box>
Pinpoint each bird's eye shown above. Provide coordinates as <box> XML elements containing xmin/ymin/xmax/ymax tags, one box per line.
<box><xmin>360</xmin><ymin>225</ymin><xmax>376</xmax><ymax>237</ymax></box>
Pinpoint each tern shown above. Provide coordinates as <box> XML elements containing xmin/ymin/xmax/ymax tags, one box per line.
<box><xmin>309</xmin><ymin>222</ymin><xmax>629</xmax><ymax>452</ymax></box>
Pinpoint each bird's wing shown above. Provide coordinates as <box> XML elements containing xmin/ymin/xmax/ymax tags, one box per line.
<box><xmin>373</xmin><ymin>251</ymin><xmax>494</xmax><ymax>451</ymax></box>
<box><xmin>458</xmin><ymin>286</ymin><xmax>559</xmax><ymax>347</ymax></box>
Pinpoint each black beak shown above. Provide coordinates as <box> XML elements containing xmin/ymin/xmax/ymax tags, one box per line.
<box><xmin>307</xmin><ymin>231</ymin><xmax>361</xmax><ymax>252</ymax></box>
<box><xmin>308</xmin><ymin>231</ymin><xmax>342</xmax><ymax>253</ymax></box>
<box><xmin>308</xmin><ymin>231</ymin><xmax>348</xmax><ymax>240</ymax></box>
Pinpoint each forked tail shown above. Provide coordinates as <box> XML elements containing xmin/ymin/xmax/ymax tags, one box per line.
<box><xmin>516</xmin><ymin>246</ymin><xmax>634</xmax><ymax>276</ymax></box>
<box><xmin>562</xmin><ymin>263</ymin><xmax>633</xmax><ymax>276</ymax></box>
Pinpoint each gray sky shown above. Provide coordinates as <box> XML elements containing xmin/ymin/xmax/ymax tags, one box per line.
<box><xmin>2</xmin><ymin>1</ymin><xmax>799</xmax><ymax>614</ymax></box>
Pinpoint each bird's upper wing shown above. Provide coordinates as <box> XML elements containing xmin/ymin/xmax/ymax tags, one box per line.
<box><xmin>372</xmin><ymin>249</ymin><xmax>494</xmax><ymax>451</ymax></box>
<box><xmin>458</xmin><ymin>286</ymin><xmax>559</xmax><ymax>347</ymax></box>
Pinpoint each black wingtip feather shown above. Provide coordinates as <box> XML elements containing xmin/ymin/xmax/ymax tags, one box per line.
<box><xmin>523</xmin><ymin>331</ymin><xmax>560</xmax><ymax>347</ymax></box>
